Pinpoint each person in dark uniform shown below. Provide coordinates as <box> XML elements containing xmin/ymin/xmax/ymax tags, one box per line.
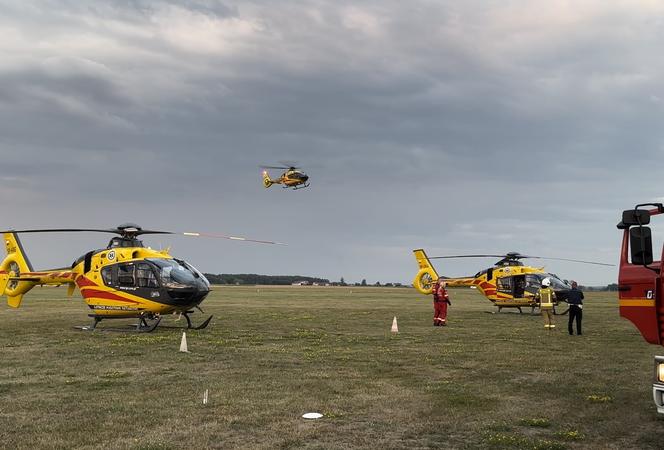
<box><xmin>567</xmin><ymin>280</ymin><xmax>584</xmax><ymax>335</ymax></box>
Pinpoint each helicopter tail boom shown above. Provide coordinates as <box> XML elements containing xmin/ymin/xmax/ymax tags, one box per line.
<box><xmin>0</xmin><ymin>232</ymin><xmax>75</xmax><ymax>308</ymax></box>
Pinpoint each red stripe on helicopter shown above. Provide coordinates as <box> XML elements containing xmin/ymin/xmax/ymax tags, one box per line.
<box><xmin>81</xmin><ymin>289</ymin><xmax>140</xmax><ymax>304</ymax></box>
<box><xmin>76</xmin><ymin>276</ymin><xmax>97</xmax><ymax>288</ymax></box>
<box><xmin>45</xmin><ymin>271</ymin><xmax>73</xmax><ymax>278</ymax></box>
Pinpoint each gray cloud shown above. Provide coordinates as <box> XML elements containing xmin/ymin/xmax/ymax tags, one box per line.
<box><xmin>1</xmin><ymin>1</ymin><xmax>663</xmax><ymax>285</ymax></box>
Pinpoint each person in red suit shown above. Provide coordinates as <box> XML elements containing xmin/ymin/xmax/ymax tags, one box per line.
<box><xmin>433</xmin><ymin>279</ymin><xmax>451</xmax><ymax>326</ymax></box>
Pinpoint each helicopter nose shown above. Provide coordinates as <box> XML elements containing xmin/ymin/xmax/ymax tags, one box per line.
<box><xmin>302</xmin><ymin>175</ymin><xmax>309</xmax><ymax>182</ymax></box>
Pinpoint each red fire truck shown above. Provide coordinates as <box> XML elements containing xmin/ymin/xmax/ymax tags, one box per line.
<box><xmin>617</xmin><ymin>203</ymin><xmax>664</xmax><ymax>412</ymax></box>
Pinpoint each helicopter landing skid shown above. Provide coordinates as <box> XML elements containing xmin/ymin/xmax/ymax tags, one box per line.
<box><xmin>74</xmin><ymin>315</ymin><xmax>161</xmax><ymax>333</ymax></box>
<box><xmin>158</xmin><ymin>311</ymin><xmax>213</xmax><ymax>330</ymax></box>
<box><xmin>189</xmin><ymin>314</ymin><xmax>213</xmax><ymax>330</ymax></box>
<box><xmin>181</xmin><ymin>311</ymin><xmax>213</xmax><ymax>330</ymax></box>
<box><xmin>286</xmin><ymin>183</ymin><xmax>310</xmax><ymax>190</ymax></box>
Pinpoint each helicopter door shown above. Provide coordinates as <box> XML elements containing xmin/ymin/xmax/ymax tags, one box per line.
<box><xmin>99</xmin><ymin>264</ymin><xmax>136</xmax><ymax>288</ymax></box>
<box><xmin>117</xmin><ymin>263</ymin><xmax>136</xmax><ymax>287</ymax></box>
<box><xmin>496</xmin><ymin>276</ymin><xmax>513</xmax><ymax>295</ymax></box>
<box><xmin>513</xmin><ymin>275</ymin><xmax>526</xmax><ymax>298</ymax></box>
<box><xmin>100</xmin><ymin>262</ymin><xmax>162</xmax><ymax>301</ymax></box>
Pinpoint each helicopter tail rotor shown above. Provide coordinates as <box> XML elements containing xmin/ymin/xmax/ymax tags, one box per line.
<box><xmin>0</xmin><ymin>232</ymin><xmax>37</xmax><ymax>307</ymax></box>
<box><xmin>413</xmin><ymin>249</ymin><xmax>440</xmax><ymax>294</ymax></box>
<box><xmin>262</xmin><ymin>170</ymin><xmax>274</xmax><ymax>188</ymax></box>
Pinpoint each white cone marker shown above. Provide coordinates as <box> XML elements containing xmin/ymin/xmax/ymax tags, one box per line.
<box><xmin>391</xmin><ymin>316</ymin><xmax>399</xmax><ymax>333</ymax></box>
<box><xmin>180</xmin><ymin>331</ymin><xmax>189</xmax><ymax>353</ymax></box>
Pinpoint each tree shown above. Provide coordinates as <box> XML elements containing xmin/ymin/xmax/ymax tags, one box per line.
<box><xmin>340</xmin><ymin>277</ymin><xmax>347</xmax><ymax>286</ymax></box>
<box><xmin>361</xmin><ymin>279</ymin><xmax>367</xmax><ymax>286</ymax></box>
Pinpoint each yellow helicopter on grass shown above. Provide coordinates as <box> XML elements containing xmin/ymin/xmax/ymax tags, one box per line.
<box><xmin>0</xmin><ymin>223</ymin><xmax>282</xmax><ymax>332</ymax></box>
<box><xmin>262</xmin><ymin>163</ymin><xmax>310</xmax><ymax>190</ymax></box>
<box><xmin>413</xmin><ymin>249</ymin><xmax>613</xmax><ymax>313</ymax></box>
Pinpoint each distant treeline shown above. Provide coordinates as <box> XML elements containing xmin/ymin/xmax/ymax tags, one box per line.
<box><xmin>203</xmin><ymin>274</ymin><xmax>330</xmax><ymax>285</ymax></box>
<box><xmin>583</xmin><ymin>284</ymin><xmax>619</xmax><ymax>292</ymax></box>
<box><xmin>202</xmin><ymin>274</ymin><xmax>618</xmax><ymax>290</ymax></box>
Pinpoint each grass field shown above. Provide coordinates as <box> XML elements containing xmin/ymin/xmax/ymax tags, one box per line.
<box><xmin>2</xmin><ymin>286</ymin><xmax>664</xmax><ymax>449</ymax></box>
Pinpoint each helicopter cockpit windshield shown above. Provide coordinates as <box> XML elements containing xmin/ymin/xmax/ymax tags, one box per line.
<box><xmin>148</xmin><ymin>258</ymin><xmax>210</xmax><ymax>290</ymax></box>
<box><xmin>525</xmin><ymin>273</ymin><xmax>570</xmax><ymax>292</ymax></box>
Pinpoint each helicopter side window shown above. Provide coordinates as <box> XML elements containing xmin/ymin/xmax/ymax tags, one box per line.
<box><xmin>118</xmin><ymin>263</ymin><xmax>136</xmax><ymax>287</ymax></box>
<box><xmin>136</xmin><ymin>263</ymin><xmax>159</xmax><ymax>288</ymax></box>
<box><xmin>101</xmin><ymin>266</ymin><xmax>115</xmax><ymax>287</ymax></box>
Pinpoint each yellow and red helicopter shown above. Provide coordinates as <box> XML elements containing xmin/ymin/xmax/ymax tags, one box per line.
<box><xmin>262</xmin><ymin>164</ymin><xmax>310</xmax><ymax>190</ymax></box>
<box><xmin>413</xmin><ymin>249</ymin><xmax>613</xmax><ymax>313</ymax></box>
<box><xmin>0</xmin><ymin>223</ymin><xmax>282</xmax><ymax>331</ymax></box>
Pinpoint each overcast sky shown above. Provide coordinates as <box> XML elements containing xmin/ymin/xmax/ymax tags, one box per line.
<box><xmin>1</xmin><ymin>0</ymin><xmax>663</xmax><ymax>286</ymax></box>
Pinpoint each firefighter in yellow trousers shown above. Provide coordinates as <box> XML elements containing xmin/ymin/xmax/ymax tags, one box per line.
<box><xmin>536</xmin><ymin>278</ymin><xmax>556</xmax><ymax>329</ymax></box>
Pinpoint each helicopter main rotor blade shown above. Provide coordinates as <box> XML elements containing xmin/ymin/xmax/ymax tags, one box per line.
<box><xmin>0</xmin><ymin>226</ymin><xmax>285</xmax><ymax>244</ymax></box>
<box><xmin>0</xmin><ymin>228</ymin><xmax>177</xmax><ymax>237</ymax></box>
<box><xmin>517</xmin><ymin>256</ymin><xmax>615</xmax><ymax>266</ymax></box>
<box><xmin>132</xmin><ymin>230</ymin><xmax>174</xmax><ymax>235</ymax></box>
<box><xmin>261</xmin><ymin>165</ymin><xmax>291</xmax><ymax>170</ymax></box>
<box><xmin>0</xmin><ymin>228</ymin><xmax>279</xmax><ymax>244</ymax></box>
<box><xmin>428</xmin><ymin>254</ymin><xmax>508</xmax><ymax>259</ymax></box>
<box><xmin>278</xmin><ymin>160</ymin><xmax>300</xmax><ymax>168</ymax></box>
<box><xmin>0</xmin><ymin>228</ymin><xmax>121</xmax><ymax>234</ymax></box>
<box><xmin>178</xmin><ymin>231</ymin><xmax>286</xmax><ymax>245</ymax></box>
<box><xmin>428</xmin><ymin>253</ymin><xmax>614</xmax><ymax>266</ymax></box>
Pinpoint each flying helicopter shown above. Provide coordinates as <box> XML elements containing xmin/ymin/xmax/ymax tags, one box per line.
<box><xmin>0</xmin><ymin>223</ymin><xmax>283</xmax><ymax>332</ymax></box>
<box><xmin>261</xmin><ymin>164</ymin><xmax>309</xmax><ymax>190</ymax></box>
<box><xmin>412</xmin><ymin>249</ymin><xmax>613</xmax><ymax>313</ymax></box>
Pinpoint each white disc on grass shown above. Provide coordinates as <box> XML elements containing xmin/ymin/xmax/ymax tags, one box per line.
<box><xmin>302</xmin><ymin>412</ymin><xmax>323</xmax><ymax>419</ymax></box>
